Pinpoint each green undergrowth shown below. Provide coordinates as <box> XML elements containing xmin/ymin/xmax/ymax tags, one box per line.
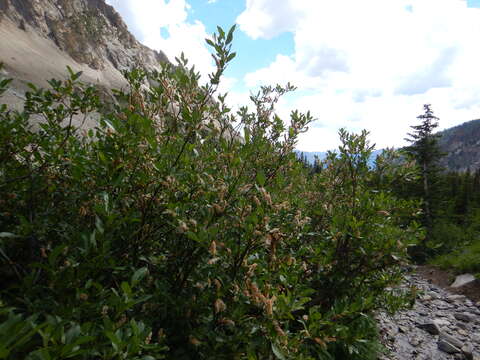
<box><xmin>430</xmin><ymin>238</ymin><xmax>480</xmax><ymax>276</ymax></box>
<box><xmin>0</xmin><ymin>27</ymin><xmax>421</xmax><ymax>359</ymax></box>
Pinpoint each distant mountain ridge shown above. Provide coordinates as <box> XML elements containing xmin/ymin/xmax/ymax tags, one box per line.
<box><xmin>296</xmin><ymin>149</ymin><xmax>383</xmax><ymax>167</ymax></box>
<box><xmin>297</xmin><ymin>119</ymin><xmax>480</xmax><ymax>172</ymax></box>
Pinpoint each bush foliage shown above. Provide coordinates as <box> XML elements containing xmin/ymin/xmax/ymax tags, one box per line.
<box><xmin>0</xmin><ymin>28</ymin><xmax>421</xmax><ymax>359</ymax></box>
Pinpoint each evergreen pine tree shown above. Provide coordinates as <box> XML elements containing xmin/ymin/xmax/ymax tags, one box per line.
<box><xmin>404</xmin><ymin>104</ymin><xmax>444</xmax><ymax>243</ymax></box>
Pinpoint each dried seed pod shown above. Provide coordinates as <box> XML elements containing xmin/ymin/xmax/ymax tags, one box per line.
<box><xmin>189</xmin><ymin>336</ymin><xmax>201</xmax><ymax>346</ymax></box>
<box><xmin>207</xmin><ymin>257</ymin><xmax>220</xmax><ymax>265</ymax></box>
<box><xmin>145</xmin><ymin>332</ymin><xmax>152</xmax><ymax>344</ymax></box>
<box><xmin>264</xmin><ymin>296</ymin><xmax>277</xmax><ymax>316</ymax></box>
<box><xmin>209</xmin><ymin>241</ymin><xmax>217</xmax><ymax>256</ymax></box>
<box><xmin>157</xmin><ymin>329</ymin><xmax>165</xmax><ymax>342</ymax></box>
<box><xmin>219</xmin><ymin>318</ymin><xmax>235</xmax><ymax>327</ymax></box>
<box><xmin>177</xmin><ymin>221</ymin><xmax>188</xmax><ymax>233</ymax></box>
<box><xmin>214</xmin><ymin>298</ymin><xmax>227</xmax><ymax>314</ymax></box>
<box><xmin>213</xmin><ymin>203</ymin><xmax>223</xmax><ymax>215</ymax></box>
<box><xmin>273</xmin><ymin>320</ymin><xmax>286</xmax><ymax>338</ymax></box>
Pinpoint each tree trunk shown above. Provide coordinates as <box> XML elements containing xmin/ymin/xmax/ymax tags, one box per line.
<box><xmin>423</xmin><ymin>161</ymin><xmax>432</xmax><ymax>244</ymax></box>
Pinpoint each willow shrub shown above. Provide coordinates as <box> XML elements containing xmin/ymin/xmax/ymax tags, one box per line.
<box><xmin>0</xmin><ymin>27</ymin><xmax>420</xmax><ymax>359</ymax></box>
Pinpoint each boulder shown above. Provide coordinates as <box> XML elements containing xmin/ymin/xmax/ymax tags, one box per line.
<box><xmin>417</xmin><ymin>321</ymin><xmax>440</xmax><ymax>335</ymax></box>
<box><xmin>438</xmin><ymin>339</ymin><xmax>461</xmax><ymax>354</ymax></box>
<box><xmin>451</xmin><ymin>274</ymin><xmax>476</xmax><ymax>288</ymax></box>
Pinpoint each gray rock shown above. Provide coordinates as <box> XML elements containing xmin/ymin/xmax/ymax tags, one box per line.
<box><xmin>421</xmin><ymin>295</ymin><xmax>433</xmax><ymax>302</ymax></box>
<box><xmin>447</xmin><ymin>295</ymin><xmax>467</xmax><ymax>303</ymax></box>
<box><xmin>398</xmin><ymin>325</ymin><xmax>409</xmax><ymax>333</ymax></box>
<box><xmin>438</xmin><ymin>339</ymin><xmax>461</xmax><ymax>354</ymax></box>
<box><xmin>451</xmin><ymin>274</ymin><xmax>476</xmax><ymax>288</ymax></box>
<box><xmin>440</xmin><ymin>332</ymin><xmax>464</xmax><ymax>349</ymax></box>
<box><xmin>409</xmin><ymin>337</ymin><xmax>422</xmax><ymax>347</ymax></box>
<box><xmin>472</xmin><ymin>333</ymin><xmax>480</xmax><ymax>343</ymax></box>
<box><xmin>434</xmin><ymin>318</ymin><xmax>451</xmax><ymax>327</ymax></box>
<box><xmin>417</xmin><ymin>321</ymin><xmax>440</xmax><ymax>335</ymax></box>
<box><xmin>462</xmin><ymin>344</ymin><xmax>474</xmax><ymax>360</ymax></box>
<box><xmin>456</xmin><ymin>312</ymin><xmax>474</xmax><ymax>322</ymax></box>
<box><xmin>376</xmin><ymin>271</ymin><xmax>480</xmax><ymax>360</ymax></box>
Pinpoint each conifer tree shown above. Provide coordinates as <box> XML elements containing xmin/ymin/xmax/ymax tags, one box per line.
<box><xmin>404</xmin><ymin>104</ymin><xmax>444</xmax><ymax>242</ymax></box>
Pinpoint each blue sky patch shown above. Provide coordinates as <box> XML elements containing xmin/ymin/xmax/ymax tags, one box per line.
<box><xmin>187</xmin><ymin>0</ymin><xmax>294</xmax><ymax>90</ymax></box>
<box><xmin>467</xmin><ymin>0</ymin><xmax>480</xmax><ymax>8</ymax></box>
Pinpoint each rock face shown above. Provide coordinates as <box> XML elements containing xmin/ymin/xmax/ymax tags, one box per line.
<box><xmin>0</xmin><ymin>0</ymin><xmax>169</xmax><ymax>110</ymax></box>
<box><xmin>451</xmin><ymin>274</ymin><xmax>477</xmax><ymax>289</ymax></box>
<box><xmin>1</xmin><ymin>0</ymin><xmax>167</xmax><ymax>72</ymax></box>
<box><xmin>377</xmin><ymin>271</ymin><xmax>480</xmax><ymax>360</ymax></box>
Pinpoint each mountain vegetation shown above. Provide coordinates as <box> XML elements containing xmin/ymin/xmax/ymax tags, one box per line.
<box><xmin>1</xmin><ymin>0</ymin><xmax>480</xmax><ymax>359</ymax></box>
<box><xmin>374</xmin><ymin>107</ymin><xmax>480</xmax><ymax>275</ymax></box>
<box><xmin>0</xmin><ymin>27</ymin><xmax>423</xmax><ymax>359</ymax></box>
<box><xmin>403</xmin><ymin>104</ymin><xmax>444</xmax><ymax>247</ymax></box>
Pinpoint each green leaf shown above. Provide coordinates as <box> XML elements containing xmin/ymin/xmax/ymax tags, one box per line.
<box><xmin>48</xmin><ymin>245</ymin><xmax>66</xmax><ymax>267</ymax></box>
<box><xmin>72</xmin><ymin>71</ymin><xmax>83</xmax><ymax>81</ymax></box>
<box><xmin>105</xmin><ymin>331</ymin><xmax>121</xmax><ymax>352</ymax></box>
<box><xmin>244</xmin><ymin>127</ymin><xmax>251</xmax><ymax>143</ymax></box>
<box><xmin>226</xmin><ymin>25</ymin><xmax>236</xmax><ymax>45</ymax></box>
<box><xmin>65</xmin><ymin>324</ymin><xmax>81</xmax><ymax>344</ymax></box>
<box><xmin>226</xmin><ymin>52</ymin><xmax>236</xmax><ymax>62</ymax></box>
<box><xmin>66</xmin><ymin>65</ymin><xmax>74</xmax><ymax>77</ymax></box>
<box><xmin>271</xmin><ymin>343</ymin><xmax>287</xmax><ymax>360</ymax></box>
<box><xmin>131</xmin><ymin>267</ymin><xmax>148</xmax><ymax>285</ymax></box>
<box><xmin>256</xmin><ymin>170</ymin><xmax>266</xmax><ymax>187</ymax></box>
<box><xmin>0</xmin><ymin>78</ymin><xmax>12</xmax><ymax>87</ymax></box>
<box><xmin>26</xmin><ymin>82</ymin><xmax>37</xmax><ymax>91</ymax></box>
<box><xmin>0</xmin><ymin>232</ymin><xmax>18</xmax><ymax>238</ymax></box>
<box><xmin>95</xmin><ymin>216</ymin><xmax>104</xmax><ymax>234</ymax></box>
<box><xmin>217</xmin><ymin>26</ymin><xmax>225</xmax><ymax>39</ymax></box>
<box><xmin>121</xmin><ymin>281</ymin><xmax>132</xmax><ymax>297</ymax></box>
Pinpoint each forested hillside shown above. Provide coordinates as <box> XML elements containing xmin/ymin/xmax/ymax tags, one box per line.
<box><xmin>438</xmin><ymin>119</ymin><xmax>480</xmax><ymax>172</ymax></box>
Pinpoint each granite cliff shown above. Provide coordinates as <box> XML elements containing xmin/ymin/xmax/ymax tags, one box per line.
<box><xmin>0</xmin><ymin>0</ymin><xmax>169</xmax><ymax>110</ymax></box>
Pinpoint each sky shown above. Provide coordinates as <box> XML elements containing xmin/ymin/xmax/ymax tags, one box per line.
<box><xmin>105</xmin><ymin>0</ymin><xmax>480</xmax><ymax>152</ymax></box>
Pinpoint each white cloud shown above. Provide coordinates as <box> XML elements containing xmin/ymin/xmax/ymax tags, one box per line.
<box><xmin>106</xmin><ymin>0</ymin><xmax>216</xmax><ymax>78</ymax></box>
<box><xmin>237</xmin><ymin>0</ymin><xmax>300</xmax><ymax>39</ymax></box>
<box><xmin>237</xmin><ymin>0</ymin><xmax>480</xmax><ymax>151</ymax></box>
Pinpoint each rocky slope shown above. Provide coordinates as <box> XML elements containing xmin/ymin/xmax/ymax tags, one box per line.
<box><xmin>0</xmin><ymin>0</ymin><xmax>169</xmax><ymax>110</ymax></box>
<box><xmin>377</xmin><ymin>271</ymin><xmax>480</xmax><ymax>360</ymax></box>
